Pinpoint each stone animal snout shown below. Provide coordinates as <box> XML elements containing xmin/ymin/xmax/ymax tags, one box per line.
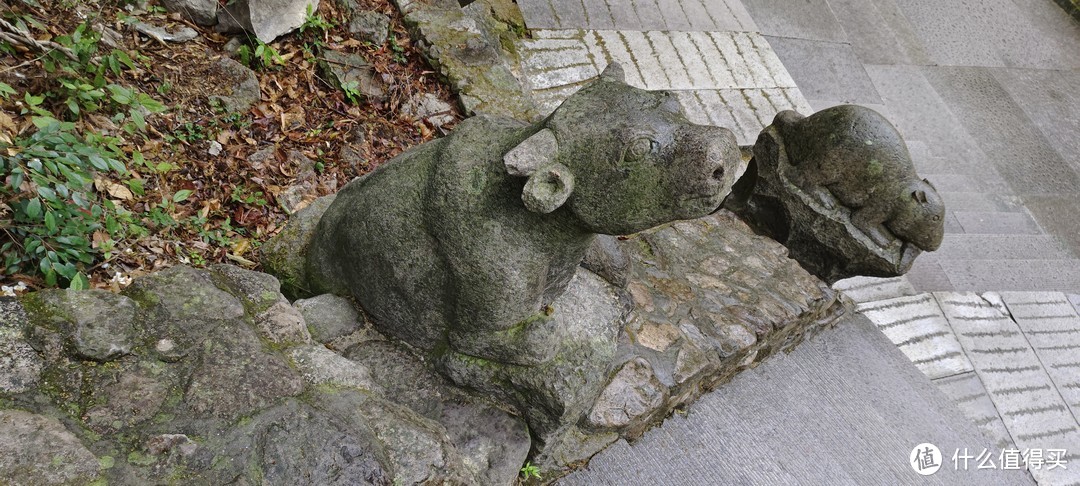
<box><xmin>887</xmin><ymin>178</ymin><xmax>945</xmax><ymax>251</ymax></box>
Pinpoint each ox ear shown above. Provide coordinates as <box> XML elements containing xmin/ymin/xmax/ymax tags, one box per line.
<box><xmin>522</xmin><ymin>163</ymin><xmax>574</xmax><ymax>214</ymax></box>
<box><xmin>505</xmin><ymin>128</ymin><xmax>558</xmax><ymax>177</ymax></box>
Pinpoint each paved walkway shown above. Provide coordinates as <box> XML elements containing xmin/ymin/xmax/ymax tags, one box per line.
<box><xmin>501</xmin><ymin>0</ymin><xmax>1080</xmax><ymax>484</ymax></box>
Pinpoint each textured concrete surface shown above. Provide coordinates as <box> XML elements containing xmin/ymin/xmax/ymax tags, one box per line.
<box><xmin>560</xmin><ymin>315</ymin><xmax>1034</xmax><ymax>485</ymax></box>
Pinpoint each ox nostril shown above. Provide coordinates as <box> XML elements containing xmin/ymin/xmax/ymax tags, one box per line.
<box><xmin>712</xmin><ymin>166</ymin><xmax>725</xmax><ymax>180</ymax></box>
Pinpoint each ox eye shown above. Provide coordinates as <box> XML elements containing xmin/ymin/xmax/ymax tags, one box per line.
<box><xmin>625</xmin><ymin>137</ymin><xmax>657</xmax><ymax>162</ymax></box>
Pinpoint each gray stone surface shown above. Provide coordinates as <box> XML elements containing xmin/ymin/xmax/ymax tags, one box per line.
<box><xmin>560</xmin><ymin>315</ymin><xmax>1034</xmax><ymax>485</ymax></box>
<box><xmin>893</xmin><ymin>0</ymin><xmax>1080</xmax><ymax>69</ymax></box>
<box><xmin>207</xmin><ymin>57</ymin><xmax>260</xmax><ymax>113</ymax></box>
<box><xmin>921</xmin><ymin>66</ymin><xmax>1080</xmax><ymax>197</ymax></box>
<box><xmin>161</xmin><ymin>0</ymin><xmax>219</xmax><ymax>26</ymax></box>
<box><xmin>0</xmin><ymin>299</ymin><xmax>41</xmax><ymax>394</ymax></box>
<box><xmin>933</xmin><ymin>372</ymin><xmax>1016</xmax><ymax>450</ymax></box>
<box><xmin>347</xmin><ymin>10</ymin><xmax>390</xmax><ymax>46</ymax></box>
<box><xmin>763</xmin><ymin>36</ymin><xmax>883</xmax><ymax>105</ymax></box>
<box><xmin>741</xmin><ymin>0</ymin><xmax>848</xmax><ymax>43</ymax></box>
<box><xmin>857</xmin><ymin>294</ymin><xmax>973</xmax><ymax>379</ymax></box>
<box><xmin>517</xmin><ymin>0</ymin><xmax>757</xmax><ymax>31</ymax></box>
<box><xmin>0</xmin><ymin>410</ymin><xmax>102</xmax><ymax>484</ymax></box>
<box><xmin>216</xmin><ymin>0</ymin><xmax>320</xmax><ymax>43</ymax></box>
<box><xmin>825</xmin><ymin>0</ymin><xmax>929</xmax><ymax>65</ymax></box>
<box><xmin>938</xmin><ymin>292</ymin><xmax>1080</xmax><ymax>485</ymax></box>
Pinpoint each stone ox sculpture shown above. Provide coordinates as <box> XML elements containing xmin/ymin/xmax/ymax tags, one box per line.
<box><xmin>305</xmin><ymin>64</ymin><xmax>742</xmax><ymax>365</ymax></box>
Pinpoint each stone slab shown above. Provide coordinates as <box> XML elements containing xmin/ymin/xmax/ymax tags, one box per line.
<box><xmin>763</xmin><ymin>36</ymin><xmax>883</xmax><ymax>105</ymax></box>
<box><xmin>520</xmin><ymin>30</ymin><xmax>795</xmax><ymax>92</ymax></box>
<box><xmin>936</xmin><ymin>192</ymin><xmax>1025</xmax><ymax>213</ymax></box>
<box><xmin>922</xmin><ymin>66</ymin><xmax>1080</xmax><ymax>197</ymax></box>
<box><xmin>933</xmin><ymin>372</ymin><xmax>1016</xmax><ymax>450</ymax></box>
<box><xmin>857</xmin><ymin>294</ymin><xmax>973</xmax><ymax>379</ymax></box>
<box><xmin>904</xmin><ymin>257</ymin><xmax>956</xmax><ymax>293</ymax></box>
<box><xmin>559</xmin><ymin>315</ymin><xmax>1034</xmax><ymax>485</ymax></box>
<box><xmin>825</xmin><ymin>0</ymin><xmax>930</xmax><ymax>65</ymax></box>
<box><xmin>1023</xmin><ymin>196</ymin><xmax>1080</xmax><ymax>258</ymax></box>
<box><xmin>894</xmin><ymin>0</ymin><xmax>1080</xmax><ymax>69</ymax></box>
<box><xmin>862</xmin><ymin>65</ymin><xmax>991</xmax><ymax>171</ymax></box>
<box><xmin>999</xmin><ymin>292</ymin><xmax>1080</xmax><ymax>422</ymax></box>
<box><xmin>516</xmin><ymin>0</ymin><xmax>756</xmax><ymax>31</ymax></box>
<box><xmin>992</xmin><ymin>68</ymin><xmax>1080</xmax><ymax>178</ymax></box>
<box><xmin>930</xmin><ymin>235</ymin><xmax>1074</xmax><ymax>262</ymax></box>
<box><xmin>833</xmin><ymin>276</ymin><xmax>917</xmax><ymax>304</ymax></box>
<box><xmin>936</xmin><ymin>260</ymin><xmax>1080</xmax><ymax>293</ymax></box>
<box><xmin>938</xmin><ymin>292</ymin><xmax>1080</xmax><ymax>484</ymax></box>
<box><xmin>740</xmin><ymin>0</ymin><xmax>848</xmax><ymax>43</ymax></box>
<box><xmin>952</xmin><ymin>211</ymin><xmax>1043</xmax><ymax>236</ymax></box>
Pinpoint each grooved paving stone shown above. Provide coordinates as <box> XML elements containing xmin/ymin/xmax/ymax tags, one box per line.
<box><xmin>516</xmin><ymin>0</ymin><xmax>756</xmax><ymax>31</ymax></box>
<box><xmin>938</xmin><ymin>292</ymin><xmax>1080</xmax><ymax>484</ymax></box>
<box><xmin>763</xmin><ymin>36</ymin><xmax>883</xmax><ymax>105</ymax></box>
<box><xmin>519</xmin><ymin>30</ymin><xmax>796</xmax><ymax>94</ymax></box>
<box><xmin>833</xmin><ymin>275</ymin><xmax>917</xmax><ymax>304</ymax></box>
<box><xmin>933</xmin><ymin>372</ymin><xmax>1016</xmax><ymax>450</ymax></box>
<box><xmin>936</xmin><ymin>260</ymin><xmax>1080</xmax><ymax>293</ymax></box>
<box><xmin>930</xmin><ymin>235</ymin><xmax>1074</xmax><ymax>262</ymax></box>
<box><xmin>1000</xmin><ymin>292</ymin><xmax>1080</xmax><ymax>421</ymax></box>
<box><xmin>857</xmin><ymin>294</ymin><xmax>973</xmax><ymax>380</ymax></box>
<box><xmin>558</xmin><ymin>315</ymin><xmax>1033</xmax><ymax>485</ymax></box>
<box><xmin>922</xmin><ymin>66</ymin><xmax>1080</xmax><ymax>196</ymax></box>
<box><xmin>674</xmin><ymin>88</ymin><xmax>812</xmax><ymax>144</ymax></box>
<box><xmin>894</xmin><ymin>0</ymin><xmax>1080</xmax><ymax>69</ymax></box>
<box><xmin>740</xmin><ymin>0</ymin><xmax>848</xmax><ymax>43</ymax></box>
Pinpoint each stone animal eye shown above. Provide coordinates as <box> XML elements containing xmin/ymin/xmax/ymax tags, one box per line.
<box><xmin>625</xmin><ymin>137</ymin><xmax>656</xmax><ymax>162</ymax></box>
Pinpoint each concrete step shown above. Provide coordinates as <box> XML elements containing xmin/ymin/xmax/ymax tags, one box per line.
<box><xmin>938</xmin><ymin>191</ymin><xmax>1025</xmax><ymax>213</ymax></box>
<box><xmin>950</xmin><ymin>210</ymin><xmax>1043</xmax><ymax>235</ymax></box>
<box><xmin>932</xmin><ymin>235</ymin><xmax>1074</xmax><ymax>261</ymax></box>
<box><xmin>927</xmin><ymin>259</ymin><xmax>1080</xmax><ymax>292</ymax></box>
<box><xmin>558</xmin><ymin>315</ymin><xmax>1034</xmax><ymax>485</ymax></box>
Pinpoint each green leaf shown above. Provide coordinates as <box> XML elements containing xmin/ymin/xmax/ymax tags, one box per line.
<box><xmin>88</xmin><ymin>154</ymin><xmax>108</xmax><ymax>170</ymax></box>
<box><xmin>113</xmin><ymin>49</ymin><xmax>135</xmax><ymax>70</ymax></box>
<box><xmin>0</xmin><ymin>82</ymin><xmax>15</xmax><ymax>99</ymax></box>
<box><xmin>173</xmin><ymin>189</ymin><xmax>193</xmax><ymax>203</ymax></box>
<box><xmin>108</xmin><ymin>85</ymin><xmax>133</xmax><ymax>105</ymax></box>
<box><xmin>138</xmin><ymin>95</ymin><xmax>166</xmax><ymax>113</ymax></box>
<box><xmin>155</xmin><ymin>162</ymin><xmax>173</xmax><ymax>173</ymax></box>
<box><xmin>44</xmin><ymin>211</ymin><xmax>58</xmax><ymax>233</ymax></box>
<box><xmin>24</xmin><ymin>92</ymin><xmax>44</xmax><ymax>106</ymax></box>
<box><xmin>37</xmin><ymin>186</ymin><xmax>56</xmax><ymax>201</ymax></box>
<box><xmin>25</xmin><ymin>198</ymin><xmax>42</xmax><ymax>219</ymax></box>
<box><xmin>129</xmin><ymin>108</ymin><xmax>145</xmax><ymax>131</ymax></box>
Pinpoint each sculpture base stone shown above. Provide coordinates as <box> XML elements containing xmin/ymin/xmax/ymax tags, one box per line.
<box><xmin>431</xmin><ymin>210</ymin><xmax>849</xmax><ymax>473</ymax></box>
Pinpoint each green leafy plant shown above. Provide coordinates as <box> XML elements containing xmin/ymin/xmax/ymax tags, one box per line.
<box><xmin>0</xmin><ymin>16</ymin><xmax>167</xmax><ymax>287</ymax></box>
<box><xmin>300</xmin><ymin>4</ymin><xmax>334</xmax><ymax>34</ymax></box>
<box><xmin>388</xmin><ymin>34</ymin><xmax>407</xmax><ymax>64</ymax></box>
<box><xmin>1</xmin><ymin>117</ymin><xmax>133</xmax><ymax>286</ymax></box>
<box><xmin>519</xmin><ymin>462</ymin><xmax>542</xmax><ymax>481</ymax></box>
<box><xmin>237</xmin><ymin>39</ymin><xmax>284</xmax><ymax>70</ymax></box>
